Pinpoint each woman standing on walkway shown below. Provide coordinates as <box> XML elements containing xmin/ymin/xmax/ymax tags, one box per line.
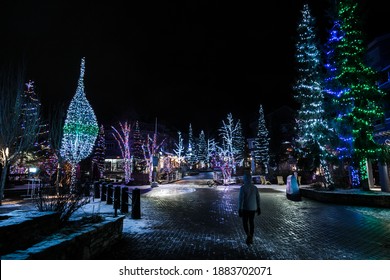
<box><xmin>238</xmin><ymin>170</ymin><xmax>261</xmax><ymax>245</ymax></box>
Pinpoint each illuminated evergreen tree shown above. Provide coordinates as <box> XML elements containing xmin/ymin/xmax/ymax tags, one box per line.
<box><xmin>197</xmin><ymin>130</ymin><xmax>208</xmax><ymax>168</ymax></box>
<box><xmin>324</xmin><ymin>3</ymin><xmax>355</xmax><ymax>186</ymax></box>
<box><xmin>293</xmin><ymin>3</ymin><xmax>334</xmax><ymax>185</ymax></box>
<box><xmin>131</xmin><ymin>120</ymin><xmax>144</xmax><ymax>172</ymax></box>
<box><xmin>91</xmin><ymin>124</ymin><xmax>106</xmax><ymax>179</ymax></box>
<box><xmin>330</xmin><ymin>0</ymin><xmax>386</xmax><ymax>188</ymax></box>
<box><xmin>21</xmin><ymin>81</ymin><xmax>59</xmax><ymax>183</ymax></box>
<box><xmin>20</xmin><ymin>80</ymin><xmax>49</xmax><ymax>165</ymax></box>
<box><xmin>233</xmin><ymin>121</ymin><xmax>246</xmax><ymax>168</ymax></box>
<box><xmin>323</xmin><ymin>13</ymin><xmax>346</xmax><ymax>187</ymax></box>
<box><xmin>60</xmin><ymin>57</ymin><xmax>99</xmax><ymax>187</ymax></box>
<box><xmin>185</xmin><ymin>123</ymin><xmax>197</xmax><ymax>169</ymax></box>
<box><xmin>111</xmin><ymin>121</ymin><xmax>132</xmax><ymax>184</ymax></box>
<box><xmin>253</xmin><ymin>104</ymin><xmax>270</xmax><ymax>174</ymax></box>
<box><xmin>293</xmin><ymin>3</ymin><xmax>325</xmax><ymax>153</ymax></box>
<box><xmin>22</xmin><ymin>81</ymin><xmax>45</xmax><ymax>147</ymax></box>
<box><xmin>324</xmin><ymin>18</ymin><xmax>344</xmax><ymax>116</ymax></box>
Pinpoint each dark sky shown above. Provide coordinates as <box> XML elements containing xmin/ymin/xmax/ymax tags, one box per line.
<box><xmin>0</xmin><ymin>0</ymin><xmax>388</xmax><ymax>136</ymax></box>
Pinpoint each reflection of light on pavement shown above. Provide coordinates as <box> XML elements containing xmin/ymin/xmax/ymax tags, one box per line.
<box><xmin>146</xmin><ymin>186</ymin><xmax>196</xmax><ymax>197</ymax></box>
<box><xmin>215</xmin><ymin>186</ymin><xmax>236</xmax><ymax>192</ymax></box>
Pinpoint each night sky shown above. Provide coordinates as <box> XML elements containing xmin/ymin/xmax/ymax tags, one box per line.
<box><xmin>0</xmin><ymin>0</ymin><xmax>388</xmax><ymax>136</ymax></box>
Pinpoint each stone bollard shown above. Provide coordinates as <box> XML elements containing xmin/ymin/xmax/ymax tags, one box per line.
<box><xmin>121</xmin><ymin>186</ymin><xmax>129</xmax><ymax>213</ymax></box>
<box><xmin>101</xmin><ymin>182</ymin><xmax>107</xmax><ymax>201</ymax></box>
<box><xmin>94</xmin><ymin>182</ymin><xmax>100</xmax><ymax>199</ymax></box>
<box><xmin>106</xmin><ymin>184</ymin><xmax>113</xmax><ymax>205</ymax></box>
<box><xmin>114</xmin><ymin>185</ymin><xmax>121</xmax><ymax>210</ymax></box>
<box><xmin>84</xmin><ymin>182</ymin><xmax>92</xmax><ymax>197</ymax></box>
<box><xmin>131</xmin><ymin>188</ymin><xmax>141</xmax><ymax>219</ymax></box>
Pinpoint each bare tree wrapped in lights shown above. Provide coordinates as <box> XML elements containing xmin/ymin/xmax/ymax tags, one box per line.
<box><xmin>173</xmin><ymin>131</ymin><xmax>185</xmax><ymax>165</ymax></box>
<box><xmin>211</xmin><ymin>113</ymin><xmax>244</xmax><ymax>184</ymax></box>
<box><xmin>142</xmin><ymin>119</ymin><xmax>165</xmax><ymax>184</ymax></box>
<box><xmin>207</xmin><ymin>138</ymin><xmax>216</xmax><ymax>168</ymax></box>
<box><xmin>60</xmin><ymin>57</ymin><xmax>98</xmax><ymax>188</ymax></box>
<box><xmin>212</xmin><ymin>144</ymin><xmax>234</xmax><ymax>185</ymax></box>
<box><xmin>41</xmin><ymin>103</ymin><xmax>66</xmax><ymax>194</ymax></box>
<box><xmin>218</xmin><ymin>113</ymin><xmax>244</xmax><ymax>174</ymax></box>
<box><xmin>111</xmin><ymin>121</ymin><xmax>132</xmax><ymax>184</ymax></box>
<box><xmin>0</xmin><ymin>70</ymin><xmax>41</xmax><ymax>205</ymax></box>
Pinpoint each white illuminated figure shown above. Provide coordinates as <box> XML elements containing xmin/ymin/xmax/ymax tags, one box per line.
<box><xmin>286</xmin><ymin>172</ymin><xmax>301</xmax><ymax>201</ymax></box>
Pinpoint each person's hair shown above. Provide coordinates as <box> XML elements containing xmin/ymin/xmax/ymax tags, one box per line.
<box><xmin>243</xmin><ymin>170</ymin><xmax>252</xmax><ymax>184</ymax></box>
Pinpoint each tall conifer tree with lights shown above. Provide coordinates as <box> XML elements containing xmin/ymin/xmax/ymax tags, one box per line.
<box><xmin>233</xmin><ymin>121</ymin><xmax>246</xmax><ymax>168</ymax></box>
<box><xmin>254</xmin><ymin>104</ymin><xmax>270</xmax><ymax>174</ymax></box>
<box><xmin>330</xmin><ymin>0</ymin><xmax>386</xmax><ymax>188</ymax></box>
<box><xmin>293</xmin><ymin>3</ymin><xmax>333</xmax><ymax>184</ymax></box>
<box><xmin>131</xmin><ymin>120</ymin><xmax>144</xmax><ymax>172</ymax></box>
<box><xmin>185</xmin><ymin>123</ymin><xmax>197</xmax><ymax>169</ymax></box>
<box><xmin>197</xmin><ymin>130</ymin><xmax>208</xmax><ymax>168</ymax></box>
<box><xmin>60</xmin><ymin>57</ymin><xmax>99</xmax><ymax>187</ymax></box>
<box><xmin>20</xmin><ymin>80</ymin><xmax>49</xmax><ymax>163</ymax></box>
<box><xmin>324</xmin><ymin>18</ymin><xmax>344</xmax><ymax>118</ymax></box>
<box><xmin>21</xmin><ymin>81</ymin><xmax>43</xmax><ymax>139</ymax></box>
<box><xmin>91</xmin><ymin>124</ymin><xmax>106</xmax><ymax>179</ymax></box>
<box><xmin>323</xmin><ymin>12</ymin><xmax>346</xmax><ymax>186</ymax></box>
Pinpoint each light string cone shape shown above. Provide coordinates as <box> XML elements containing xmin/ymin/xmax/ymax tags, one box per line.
<box><xmin>60</xmin><ymin>57</ymin><xmax>99</xmax><ymax>188</ymax></box>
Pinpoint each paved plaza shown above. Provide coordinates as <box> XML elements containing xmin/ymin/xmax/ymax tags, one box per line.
<box><xmin>88</xmin><ymin>180</ymin><xmax>390</xmax><ymax>260</ymax></box>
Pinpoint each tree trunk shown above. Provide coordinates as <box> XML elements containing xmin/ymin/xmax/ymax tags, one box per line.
<box><xmin>55</xmin><ymin>162</ymin><xmax>61</xmax><ymax>195</ymax></box>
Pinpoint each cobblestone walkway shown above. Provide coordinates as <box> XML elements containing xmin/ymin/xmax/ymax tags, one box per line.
<box><xmin>92</xmin><ymin>184</ymin><xmax>390</xmax><ymax>260</ymax></box>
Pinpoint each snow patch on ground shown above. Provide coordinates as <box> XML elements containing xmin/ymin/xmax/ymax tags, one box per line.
<box><xmin>144</xmin><ymin>186</ymin><xmax>196</xmax><ymax>197</ymax></box>
<box><xmin>122</xmin><ymin>218</ymin><xmax>157</xmax><ymax>234</ymax></box>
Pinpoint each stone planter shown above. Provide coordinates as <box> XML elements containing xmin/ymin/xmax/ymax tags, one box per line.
<box><xmin>1</xmin><ymin>212</ymin><xmax>124</xmax><ymax>260</ymax></box>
